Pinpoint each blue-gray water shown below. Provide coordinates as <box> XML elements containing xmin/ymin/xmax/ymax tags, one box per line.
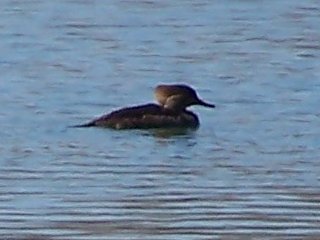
<box><xmin>1</xmin><ymin>0</ymin><xmax>320</xmax><ymax>239</ymax></box>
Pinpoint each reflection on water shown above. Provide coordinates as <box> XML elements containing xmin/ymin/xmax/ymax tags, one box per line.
<box><xmin>148</xmin><ymin>128</ymin><xmax>197</xmax><ymax>139</ymax></box>
<box><xmin>0</xmin><ymin>0</ymin><xmax>320</xmax><ymax>239</ymax></box>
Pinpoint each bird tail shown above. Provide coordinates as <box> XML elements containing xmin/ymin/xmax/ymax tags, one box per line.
<box><xmin>69</xmin><ymin>121</ymin><xmax>95</xmax><ymax>128</ymax></box>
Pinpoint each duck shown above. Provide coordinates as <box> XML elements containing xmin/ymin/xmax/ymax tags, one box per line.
<box><xmin>73</xmin><ymin>84</ymin><xmax>215</xmax><ymax>129</ymax></box>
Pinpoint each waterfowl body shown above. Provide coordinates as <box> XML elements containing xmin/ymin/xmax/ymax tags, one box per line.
<box><xmin>75</xmin><ymin>84</ymin><xmax>215</xmax><ymax>130</ymax></box>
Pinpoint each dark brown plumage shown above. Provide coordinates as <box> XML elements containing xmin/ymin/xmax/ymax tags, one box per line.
<box><xmin>73</xmin><ymin>84</ymin><xmax>215</xmax><ymax>130</ymax></box>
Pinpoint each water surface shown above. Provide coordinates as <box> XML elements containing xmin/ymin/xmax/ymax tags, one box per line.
<box><xmin>0</xmin><ymin>0</ymin><xmax>320</xmax><ymax>239</ymax></box>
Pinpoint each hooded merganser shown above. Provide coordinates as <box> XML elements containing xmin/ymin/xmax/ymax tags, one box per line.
<box><xmin>74</xmin><ymin>84</ymin><xmax>215</xmax><ymax>129</ymax></box>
